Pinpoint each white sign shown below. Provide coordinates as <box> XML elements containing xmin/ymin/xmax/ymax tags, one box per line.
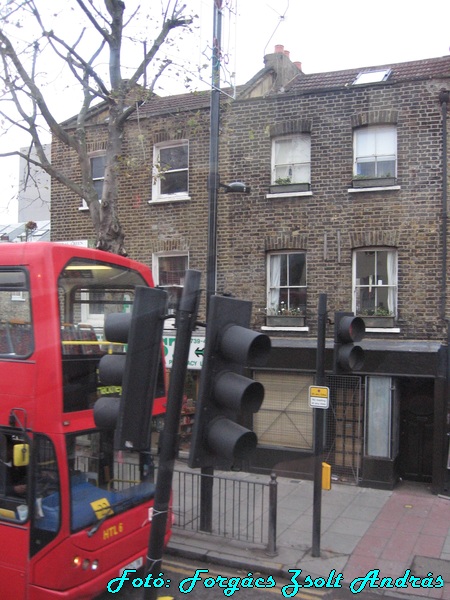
<box><xmin>309</xmin><ymin>386</ymin><xmax>330</xmax><ymax>409</ymax></box>
<box><xmin>163</xmin><ymin>334</ymin><xmax>205</xmax><ymax>370</ymax></box>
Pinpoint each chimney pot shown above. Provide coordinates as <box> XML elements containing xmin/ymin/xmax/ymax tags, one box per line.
<box><xmin>283</xmin><ymin>50</ymin><xmax>290</xmax><ymax>58</ymax></box>
<box><xmin>294</xmin><ymin>61</ymin><xmax>302</xmax><ymax>71</ymax></box>
<box><xmin>274</xmin><ymin>44</ymin><xmax>284</xmax><ymax>54</ymax></box>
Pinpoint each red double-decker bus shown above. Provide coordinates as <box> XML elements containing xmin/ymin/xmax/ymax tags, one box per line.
<box><xmin>0</xmin><ymin>242</ymin><xmax>170</xmax><ymax>599</ymax></box>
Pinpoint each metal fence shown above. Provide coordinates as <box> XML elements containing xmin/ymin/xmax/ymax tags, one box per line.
<box><xmin>169</xmin><ymin>466</ymin><xmax>278</xmax><ymax>554</ymax></box>
<box><xmin>324</xmin><ymin>375</ymin><xmax>363</xmax><ymax>484</ymax></box>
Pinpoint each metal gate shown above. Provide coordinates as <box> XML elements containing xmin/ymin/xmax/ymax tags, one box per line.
<box><xmin>324</xmin><ymin>375</ymin><xmax>363</xmax><ymax>484</ymax></box>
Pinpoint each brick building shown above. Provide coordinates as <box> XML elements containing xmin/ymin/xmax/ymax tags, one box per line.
<box><xmin>51</xmin><ymin>49</ymin><xmax>450</xmax><ymax>491</ymax></box>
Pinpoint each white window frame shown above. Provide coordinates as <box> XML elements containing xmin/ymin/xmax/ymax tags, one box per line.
<box><xmin>91</xmin><ymin>155</ymin><xmax>105</xmax><ymax>199</ymax></box>
<box><xmin>266</xmin><ymin>251</ymin><xmax>307</xmax><ymax>315</ymax></box>
<box><xmin>79</xmin><ymin>154</ymin><xmax>105</xmax><ymax>211</ymax></box>
<box><xmin>152</xmin><ymin>252</ymin><xmax>189</xmax><ymax>314</ymax></box>
<box><xmin>271</xmin><ymin>134</ymin><xmax>311</xmax><ymax>185</ymax></box>
<box><xmin>352</xmin><ymin>248</ymin><xmax>398</xmax><ymax>319</ymax></box>
<box><xmin>152</xmin><ymin>140</ymin><xmax>190</xmax><ymax>202</ymax></box>
<box><xmin>353</xmin><ymin>125</ymin><xmax>397</xmax><ymax>179</ymax></box>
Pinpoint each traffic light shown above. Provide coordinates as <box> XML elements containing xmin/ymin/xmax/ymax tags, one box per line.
<box><xmin>333</xmin><ymin>311</ymin><xmax>365</xmax><ymax>373</ymax></box>
<box><xmin>93</xmin><ymin>285</ymin><xmax>168</xmax><ymax>451</ymax></box>
<box><xmin>188</xmin><ymin>295</ymin><xmax>271</xmax><ymax>469</ymax></box>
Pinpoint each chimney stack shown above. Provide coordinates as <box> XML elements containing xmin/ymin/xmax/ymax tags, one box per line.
<box><xmin>263</xmin><ymin>45</ymin><xmax>303</xmax><ymax>92</ymax></box>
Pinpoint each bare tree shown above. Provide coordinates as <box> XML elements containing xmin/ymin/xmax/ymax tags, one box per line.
<box><xmin>0</xmin><ymin>0</ymin><xmax>194</xmax><ymax>254</ymax></box>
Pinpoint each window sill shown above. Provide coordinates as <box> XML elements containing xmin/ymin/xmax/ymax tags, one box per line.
<box><xmin>348</xmin><ymin>185</ymin><xmax>400</xmax><ymax>193</ymax></box>
<box><xmin>365</xmin><ymin>327</ymin><xmax>401</xmax><ymax>333</ymax></box>
<box><xmin>149</xmin><ymin>195</ymin><xmax>191</xmax><ymax>204</ymax></box>
<box><xmin>266</xmin><ymin>191</ymin><xmax>313</xmax><ymax>199</ymax></box>
<box><xmin>261</xmin><ymin>326</ymin><xmax>309</xmax><ymax>332</ymax></box>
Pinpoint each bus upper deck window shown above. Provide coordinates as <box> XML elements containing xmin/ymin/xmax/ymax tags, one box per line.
<box><xmin>0</xmin><ymin>269</ymin><xmax>33</xmax><ymax>358</ymax></box>
<box><xmin>58</xmin><ymin>258</ymin><xmax>147</xmax><ymax>412</ymax></box>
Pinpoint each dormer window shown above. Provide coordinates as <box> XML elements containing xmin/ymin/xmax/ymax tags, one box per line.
<box><xmin>352</xmin><ymin>69</ymin><xmax>392</xmax><ymax>85</ymax></box>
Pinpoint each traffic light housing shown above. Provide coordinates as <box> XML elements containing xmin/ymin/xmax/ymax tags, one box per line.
<box><xmin>93</xmin><ymin>285</ymin><xmax>168</xmax><ymax>451</ymax></box>
<box><xmin>188</xmin><ymin>295</ymin><xmax>271</xmax><ymax>469</ymax></box>
<box><xmin>333</xmin><ymin>311</ymin><xmax>365</xmax><ymax>373</ymax></box>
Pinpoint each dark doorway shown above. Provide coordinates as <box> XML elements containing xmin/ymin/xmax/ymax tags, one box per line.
<box><xmin>399</xmin><ymin>379</ymin><xmax>434</xmax><ymax>482</ymax></box>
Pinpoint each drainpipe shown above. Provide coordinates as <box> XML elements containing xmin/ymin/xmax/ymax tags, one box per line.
<box><xmin>439</xmin><ymin>90</ymin><xmax>449</xmax><ymax>322</ymax></box>
<box><xmin>439</xmin><ymin>90</ymin><xmax>450</xmax><ymax>495</ymax></box>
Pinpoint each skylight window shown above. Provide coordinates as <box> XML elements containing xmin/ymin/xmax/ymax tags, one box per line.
<box><xmin>352</xmin><ymin>69</ymin><xmax>392</xmax><ymax>85</ymax></box>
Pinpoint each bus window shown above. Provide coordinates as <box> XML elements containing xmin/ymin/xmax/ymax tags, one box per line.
<box><xmin>0</xmin><ymin>433</ymin><xmax>29</xmax><ymax>522</ymax></box>
<box><xmin>67</xmin><ymin>431</ymin><xmax>155</xmax><ymax>533</ymax></box>
<box><xmin>57</xmin><ymin>258</ymin><xmax>148</xmax><ymax>413</ymax></box>
<box><xmin>31</xmin><ymin>434</ymin><xmax>61</xmax><ymax>555</ymax></box>
<box><xmin>0</xmin><ymin>269</ymin><xmax>33</xmax><ymax>358</ymax></box>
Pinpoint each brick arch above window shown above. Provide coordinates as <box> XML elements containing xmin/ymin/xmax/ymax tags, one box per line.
<box><xmin>153</xmin><ymin>237</ymin><xmax>190</xmax><ymax>253</ymax></box>
<box><xmin>152</xmin><ymin>129</ymin><xmax>189</xmax><ymax>145</ymax></box>
<box><xmin>86</xmin><ymin>140</ymin><xmax>107</xmax><ymax>153</ymax></box>
<box><xmin>349</xmin><ymin>230</ymin><xmax>400</xmax><ymax>248</ymax></box>
<box><xmin>351</xmin><ymin>110</ymin><xmax>399</xmax><ymax>129</ymax></box>
<box><xmin>265</xmin><ymin>233</ymin><xmax>308</xmax><ymax>251</ymax></box>
<box><xmin>269</xmin><ymin>119</ymin><xmax>312</xmax><ymax>138</ymax></box>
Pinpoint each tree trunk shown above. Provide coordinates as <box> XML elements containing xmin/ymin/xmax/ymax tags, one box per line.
<box><xmin>95</xmin><ymin>102</ymin><xmax>126</xmax><ymax>255</ymax></box>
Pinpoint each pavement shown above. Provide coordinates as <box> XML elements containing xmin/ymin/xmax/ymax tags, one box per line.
<box><xmin>166</xmin><ymin>461</ymin><xmax>450</xmax><ymax>599</ymax></box>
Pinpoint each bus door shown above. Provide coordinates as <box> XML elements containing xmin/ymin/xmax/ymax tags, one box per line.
<box><xmin>0</xmin><ymin>430</ymin><xmax>31</xmax><ymax>600</ymax></box>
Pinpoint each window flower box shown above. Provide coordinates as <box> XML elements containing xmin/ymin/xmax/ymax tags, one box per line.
<box><xmin>269</xmin><ymin>182</ymin><xmax>310</xmax><ymax>194</ymax></box>
<box><xmin>361</xmin><ymin>315</ymin><xmax>395</xmax><ymax>328</ymax></box>
<box><xmin>266</xmin><ymin>315</ymin><xmax>306</xmax><ymax>327</ymax></box>
<box><xmin>352</xmin><ymin>177</ymin><xmax>397</xmax><ymax>188</ymax></box>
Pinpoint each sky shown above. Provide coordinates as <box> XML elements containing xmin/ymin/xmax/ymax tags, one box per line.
<box><xmin>1</xmin><ymin>0</ymin><xmax>449</xmax><ymax>223</ymax></box>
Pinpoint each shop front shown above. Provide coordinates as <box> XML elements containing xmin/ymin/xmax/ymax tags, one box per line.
<box><xmin>249</xmin><ymin>339</ymin><xmax>448</xmax><ymax>492</ymax></box>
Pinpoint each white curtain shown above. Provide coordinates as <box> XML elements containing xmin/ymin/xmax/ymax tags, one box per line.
<box><xmin>387</xmin><ymin>251</ymin><xmax>396</xmax><ymax>315</ymax></box>
<box><xmin>268</xmin><ymin>255</ymin><xmax>281</xmax><ymax>312</ymax></box>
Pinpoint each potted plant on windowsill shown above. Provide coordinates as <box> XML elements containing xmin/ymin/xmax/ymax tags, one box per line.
<box><xmin>359</xmin><ymin>307</ymin><xmax>395</xmax><ymax>328</ymax></box>
<box><xmin>265</xmin><ymin>304</ymin><xmax>306</xmax><ymax>327</ymax></box>
<box><xmin>269</xmin><ymin>177</ymin><xmax>310</xmax><ymax>194</ymax></box>
<box><xmin>352</xmin><ymin>174</ymin><xmax>397</xmax><ymax>188</ymax></box>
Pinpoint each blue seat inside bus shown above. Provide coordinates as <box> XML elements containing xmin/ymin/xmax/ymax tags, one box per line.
<box><xmin>37</xmin><ymin>474</ymin><xmax>156</xmax><ymax>532</ymax></box>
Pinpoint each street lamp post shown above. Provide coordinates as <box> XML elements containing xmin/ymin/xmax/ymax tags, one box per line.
<box><xmin>206</xmin><ymin>0</ymin><xmax>222</xmax><ymax>316</ymax></box>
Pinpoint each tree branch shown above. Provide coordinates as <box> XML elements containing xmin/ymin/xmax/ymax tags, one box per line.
<box><xmin>0</xmin><ymin>29</ymin><xmax>77</xmax><ymax>151</ymax></box>
<box><xmin>127</xmin><ymin>7</ymin><xmax>192</xmax><ymax>91</ymax></box>
<box><xmin>75</xmin><ymin>0</ymin><xmax>112</xmax><ymax>42</ymax></box>
<box><xmin>44</xmin><ymin>30</ymin><xmax>110</xmax><ymax>98</ymax></box>
<box><xmin>0</xmin><ymin>148</ymin><xmax>85</xmax><ymax>199</ymax></box>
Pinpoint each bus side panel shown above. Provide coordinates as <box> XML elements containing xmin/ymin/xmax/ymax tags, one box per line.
<box><xmin>28</xmin><ymin>502</ymin><xmax>172</xmax><ymax>599</ymax></box>
<box><xmin>0</xmin><ymin>524</ymin><xmax>28</xmax><ymax>600</ymax></box>
<box><xmin>0</xmin><ymin>361</ymin><xmax>36</xmax><ymax>423</ymax></box>
<box><xmin>28</xmin><ymin>531</ymin><xmax>173</xmax><ymax>600</ymax></box>
<box><xmin>0</xmin><ymin>568</ymin><xmax>26</xmax><ymax>600</ymax></box>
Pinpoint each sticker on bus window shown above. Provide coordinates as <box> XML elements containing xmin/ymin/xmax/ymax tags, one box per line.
<box><xmin>90</xmin><ymin>498</ymin><xmax>114</xmax><ymax>520</ymax></box>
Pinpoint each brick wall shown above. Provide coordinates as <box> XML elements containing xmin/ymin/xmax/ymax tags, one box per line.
<box><xmin>218</xmin><ymin>79</ymin><xmax>447</xmax><ymax>340</ymax></box>
<box><xmin>51</xmin><ymin>73</ymin><xmax>449</xmax><ymax>341</ymax></box>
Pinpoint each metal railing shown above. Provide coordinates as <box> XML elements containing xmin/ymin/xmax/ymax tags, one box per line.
<box><xmin>169</xmin><ymin>466</ymin><xmax>278</xmax><ymax>555</ymax></box>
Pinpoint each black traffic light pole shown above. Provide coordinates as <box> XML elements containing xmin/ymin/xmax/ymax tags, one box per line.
<box><xmin>143</xmin><ymin>270</ymin><xmax>201</xmax><ymax>600</ymax></box>
<box><xmin>312</xmin><ymin>293</ymin><xmax>327</xmax><ymax>557</ymax></box>
<box><xmin>202</xmin><ymin>0</ymin><xmax>223</xmax><ymax>534</ymax></box>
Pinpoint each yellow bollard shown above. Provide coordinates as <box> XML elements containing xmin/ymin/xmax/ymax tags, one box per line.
<box><xmin>322</xmin><ymin>462</ymin><xmax>331</xmax><ymax>490</ymax></box>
